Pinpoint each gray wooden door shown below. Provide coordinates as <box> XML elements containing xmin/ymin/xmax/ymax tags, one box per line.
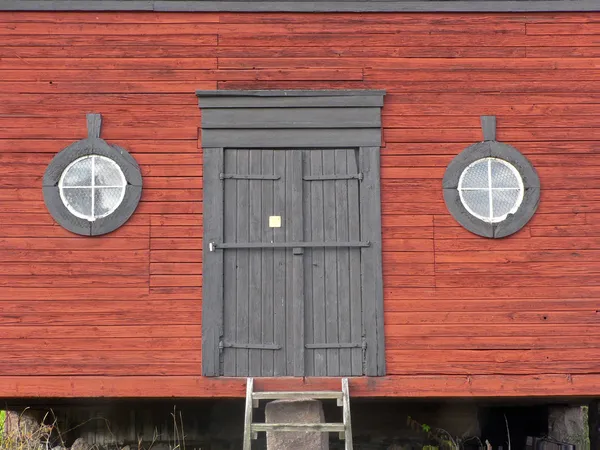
<box><xmin>207</xmin><ymin>148</ymin><xmax>375</xmax><ymax>377</ymax></box>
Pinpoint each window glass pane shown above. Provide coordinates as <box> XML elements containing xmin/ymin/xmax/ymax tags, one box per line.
<box><xmin>491</xmin><ymin>160</ymin><xmax>520</xmax><ymax>188</ymax></box>
<box><xmin>460</xmin><ymin>160</ymin><xmax>489</xmax><ymax>189</ymax></box>
<box><xmin>492</xmin><ymin>189</ymin><xmax>521</xmax><ymax>218</ymax></box>
<box><xmin>94</xmin><ymin>187</ymin><xmax>124</xmax><ymax>217</ymax></box>
<box><xmin>95</xmin><ymin>156</ymin><xmax>125</xmax><ymax>186</ymax></box>
<box><xmin>62</xmin><ymin>157</ymin><xmax>92</xmax><ymax>186</ymax></box>
<box><xmin>461</xmin><ymin>190</ymin><xmax>490</xmax><ymax>219</ymax></box>
<box><xmin>63</xmin><ymin>187</ymin><xmax>93</xmax><ymax>218</ymax></box>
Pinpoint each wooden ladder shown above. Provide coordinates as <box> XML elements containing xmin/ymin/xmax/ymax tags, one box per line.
<box><xmin>243</xmin><ymin>377</ymin><xmax>353</xmax><ymax>450</ymax></box>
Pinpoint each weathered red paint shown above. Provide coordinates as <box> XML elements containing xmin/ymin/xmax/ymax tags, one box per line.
<box><xmin>1</xmin><ymin>11</ymin><xmax>599</xmax><ymax>398</ymax></box>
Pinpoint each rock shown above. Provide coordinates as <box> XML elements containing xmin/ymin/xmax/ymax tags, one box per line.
<box><xmin>3</xmin><ymin>410</ymin><xmax>41</xmax><ymax>438</ymax></box>
<box><xmin>548</xmin><ymin>405</ymin><xmax>586</xmax><ymax>445</ymax></box>
<box><xmin>265</xmin><ymin>399</ymin><xmax>329</xmax><ymax>450</ymax></box>
<box><xmin>71</xmin><ymin>437</ymin><xmax>91</xmax><ymax>450</ymax></box>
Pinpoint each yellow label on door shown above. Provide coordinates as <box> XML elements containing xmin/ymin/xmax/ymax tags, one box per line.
<box><xmin>269</xmin><ymin>216</ymin><xmax>282</xmax><ymax>228</ymax></box>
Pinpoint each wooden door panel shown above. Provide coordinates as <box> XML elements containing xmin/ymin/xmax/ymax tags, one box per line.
<box><xmin>303</xmin><ymin>149</ymin><xmax>364</xmax><ymax>376</ymax></box>
<box><xmin>222</xmin><ymin>149</ymin><xmax>288</xmax><ymax>377</ymax></box>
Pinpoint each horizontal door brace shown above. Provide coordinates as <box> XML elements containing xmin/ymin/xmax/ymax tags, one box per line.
<box><xmin>210</xmin><ymin>241</ymin><xmax>370</xmax><ymax>250</ymax></box>
<box><xmin>221</xmin><ymin>341</ymin><xmax>281</xmax><ymax>350</ymax></box>
<box><xmin>306</xmin><ymin>343</ymin><xmax>363</xmax><ymax>349</ymax></box>
<box><xmin>220</xmin><ymin>173</ymin><xmax>280</xmax><ymax>180</ymax></box>
<box><xmin>303</xmin><ymin>173</ymin><xmax>363</xmax><ymax>181</ymax></box>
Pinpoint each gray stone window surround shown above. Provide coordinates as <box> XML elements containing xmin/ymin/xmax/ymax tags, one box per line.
<box><xmin>442</xmin><ymin>116</ymin><xmax>541</xmax><ymax>239</ymax></box>
<box><xmin>43</xmin><ymin>113</ymin><xmax>143</xmax><ymax>236</ymax></box>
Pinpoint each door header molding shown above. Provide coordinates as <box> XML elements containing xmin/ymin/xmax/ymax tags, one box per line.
<box><xmin>196</xmin><ymin>90</ymin><xmax>385</xmax><ymax>148</ymax></box>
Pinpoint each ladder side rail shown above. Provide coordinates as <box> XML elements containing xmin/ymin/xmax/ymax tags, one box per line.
<box><xmin>342</xmin><ymin>378</ymin><xmax>354</xmax><ymax>450</ymax></box>
<box><xmin>243</xmin><ymin>378</ymin><xmax>254</xmax><ymax>450</ymax></box>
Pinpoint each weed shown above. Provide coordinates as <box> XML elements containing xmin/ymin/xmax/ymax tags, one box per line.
<box><xmin>0</xmin><ymin>408</ymin><xmax>189</xmax><ymax>450</ymax></box>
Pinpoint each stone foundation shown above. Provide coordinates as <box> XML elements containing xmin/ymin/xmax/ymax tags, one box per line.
<box><xmin>265</xmin><ymin>399</ymin><xmax>329</xmax><ymax>450</ymax></box>
<box><xmin>548</xmin><ymin>405</ymin><xmax>588</xmax><ymax>449</ymax></box>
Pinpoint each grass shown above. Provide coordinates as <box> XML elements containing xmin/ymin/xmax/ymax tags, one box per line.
<box><xmin>0</xmin><ymin>410</ymin><xmax>56</xmax><ymax>450</ymax></box>
<box><xmin>0</xmin><ymin>407</ymin><xmax>189</xmax><ymax>450</ymax></box>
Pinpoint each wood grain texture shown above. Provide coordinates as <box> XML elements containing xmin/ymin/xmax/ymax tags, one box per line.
<box><xmin>1</xmin><ymin>374</ymin><xmax>600</xmax><ymax>398</ymax></box>
<box><xmin>2</xmin><ymin>10</ymin><xmax>600</xmax><ymax>398</ymax></box>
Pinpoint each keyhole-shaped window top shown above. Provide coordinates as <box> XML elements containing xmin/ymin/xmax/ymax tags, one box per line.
<box><xmin>44</xmin><ymin>113</ymin><xmax>142</xmax><ymax>236</ymax></box>
<box><xmin>442</xmin><ymin>116</ymin><xmax>540</xmax><ymax>239</ymax></box>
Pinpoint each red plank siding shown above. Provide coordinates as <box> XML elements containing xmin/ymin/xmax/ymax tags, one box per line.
<box><xmin>1</xmin><ymin>10</ymin><xmax>600</xmax><ymax>398</ymax></box>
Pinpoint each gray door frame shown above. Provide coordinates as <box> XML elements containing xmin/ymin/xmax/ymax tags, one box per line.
<box><xmin>198</xmin><ymin>90</ymin><xmax>386</xmax><ymax>377</ymax></box>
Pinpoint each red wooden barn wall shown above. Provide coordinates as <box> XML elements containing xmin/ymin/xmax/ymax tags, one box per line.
<box><xmin>1</xmin><ymin>11</ymin><xmax>600</xmax><ymax>398</ymax></box>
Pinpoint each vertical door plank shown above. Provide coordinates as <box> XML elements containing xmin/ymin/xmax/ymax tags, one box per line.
<box><xmin>201</xmin><ymin>147</ymin><xmax>224</xmax><ymax>376</ymax></box>
<box><xmin>310</xmin><ymin>150</ymin><xmax>327</xmax><ymax>376</ymax></box>
<box><xmin>335</xmin><ymin>149</ymin><xmax>352</xmax><ymax>376</ymax></box>
<box><xmin>273</xmin><ymin>149</ymin><xmax>287</xmax><ymax>376</ymax></box>
<box><xmin>236</xmin><ymin>149</ymin><xmax>250</xmax><ymax>377</ymax></box>
<box><xmin>249</xmin><ymin>149</ymin><xmax>263</xmax><ymax>376</ymax></box>
<box><xmin>360</xmin><ymin>146</ymin><xmax>385</xmax><ymax>376</ymax></box>
<box><xmin>303</xmin><ymin>150</ymin><xmax>315</xmax><ymax>376</ymax></box>
<box><xmin>291</xmin><ymin>149</ymin><xmax>305</xmax><ymax>376</ymax></box>
<box><xmin>285</xmin><ymin>150</ymin><xmax>294</xmax><ymax>376</ymax></box>
<box><xmin>347</xmin><ymin>150</ymin><xmax>363</xmax><ymax>375</ymax></box>
<box><xmin>323</xmin><ymin>149</ymin><xmax>340</xmax><ymax>377</ymax></box>
<box><xmin>261</xmin><ymin>149</ymin><xmax>275</xmax><ymax>377</ymax></box>
<box><xmin>223</xmin><ymin>149</ymin><xmax>238</xmax><ymax>376</ymax></box>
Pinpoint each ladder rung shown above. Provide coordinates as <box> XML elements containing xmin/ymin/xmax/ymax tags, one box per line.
<box><xmin>244</xmin><ymin>378</ymin><xmax>352</xmax><ymax>450</ymax></box>
<box><xmin>252</xmin><ymin>391</ymin><xmax>343</xmax><ymax>401</ymax></box>
<box><xmin>252</xmin><ymin>423</ymin><xmax>345</xmax><ymax>433</ymax></box>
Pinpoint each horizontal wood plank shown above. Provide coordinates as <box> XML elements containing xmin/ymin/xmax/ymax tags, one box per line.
<box><xmin>0</xmin><ymin>337</ymin><xmax>201</xmax><ymax>351</ymax></box>
<box><xmin>1</xmin><ymin>374</ymin><xmax>600</xmax><ymax>398</ymax></box>
<box><xmin>0</xmin><ymin>310</ymin><xmax>200</xmax><ymax>325</ymax></box>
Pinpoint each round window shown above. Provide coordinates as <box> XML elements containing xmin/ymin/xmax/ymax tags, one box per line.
<box><xmin>43</xmin><ymin>113</ymin><xmax>142</xmax><ymax>236</ymax></box>
<box><xmin>458</xmin><ymin>158</ymin><xmax>524</xmax><ymax>224</ymax></box>
<box><xmin>59</xmin><ymin>155</ymin><xmax>127</xmax><ymax>221</ymax></box>
<box><xmin>442</xmin><ymin>140</ymin><xmax>540</xmax><ymax>239</ymax></box>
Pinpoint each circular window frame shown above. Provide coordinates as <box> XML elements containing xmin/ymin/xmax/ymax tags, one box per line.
<box><xmin>43</xmin><ymin>115</ymin><xmax>143</xmax><ymax>236</ymax></box>
<box><xmin>442</xmin><ymin>140</ymin><xmax>540</xmax><ymax>239</ymax></box>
